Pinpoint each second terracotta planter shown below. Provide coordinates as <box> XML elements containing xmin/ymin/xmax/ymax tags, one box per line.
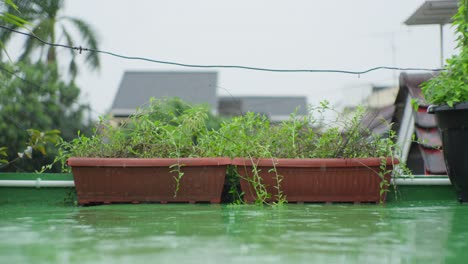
<box><xmin>67</xmin><ymin>157</ymin><xmax>230</xmax><ymax>205</ymax></box>
<box><xmin>232</xmin><ymin>157</ymin><xmax>398</xmax><ymax>203</ymax></box>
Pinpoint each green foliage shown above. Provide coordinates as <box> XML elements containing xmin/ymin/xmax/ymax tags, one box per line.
<box><xmin>169</xmin><ymin>163</ymin><xmax>185</xmax><ymax>198</ymax></box>
<box><xmin>226</xmin><ymin>165</ymin><xmax>244</xmax><ymax>204</ymax></box>
<box><xmin>0</xmin><ymin>0</ymin><xmax>31</xmax><ymax>60</ymax></box>
<box><xmin>0</xmin><ymin>146</ymin><xmax>7</xmax><ymax>164</ymax></box>
<box><xmin>410</xmin><ymin>98</ymin><xmax>420</xmax><ymax>111</ymax></box>
<box><xmin>54</xmin><ymin>98</ymin><xmax>224</xmax><ymax>197</ymax></box>
<box><xmin>208</xmin><ymin>103</ymin><xmax>406</xmax><ymax>204</ymax></box>
<box><xmin>422</xmin><ymin>0</ymin><xmax>468</xmax><ymax>106</ymax></box>
<box><xmin>0</xmin><ymin>12</ymin><xmax>28</xmax><ymax>28</ymax></box>
<box><xmin>60</xmin><ymin>98</ymin><xmax>223</xmax><ymax>159</ymax></box>
<box><xmin>0</xmin><ymin>0</ymin><xmax>100</xmax><ymax>79</ymax></box>
<box><xmin>25</xmin><ymin>129</ymin><xmax>61</xmax><ymax>155</ymax></box>
<box><xmin>4</xmin><ymin>0</ymin><xmax>19</xmax><ymax>11</ymax></box>
<box><xmin>57</xmin><ymin>98</ymin><xmax>406</xmax><ymax>205</ymax></box>
<box><xmin>211</xmin><ymin>104</ymin><xmax>398</xmax><ymax>160</ymax></box>
<box><xmin>0</xmin><ymin>61</ymin><xmax>91</xmax><ymax>172</ymax></box>
<box><xmin>0</xmin><ymin>128</ymin><xmax>61</xmax><ymax>170</ymax></box>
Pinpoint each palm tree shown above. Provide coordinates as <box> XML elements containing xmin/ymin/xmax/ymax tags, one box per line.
<box><xmin>0</xmin><ymin>0</ymin><xmax>100</xmax><ymax>79</ymax></box>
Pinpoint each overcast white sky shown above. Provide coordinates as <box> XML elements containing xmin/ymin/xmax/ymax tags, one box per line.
<box><xmin>60</xmin><ymin>0</ymin><xmax>458</xmax><ymax>117</ymax></box>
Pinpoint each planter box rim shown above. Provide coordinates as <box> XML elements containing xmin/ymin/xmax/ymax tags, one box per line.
<box><xmin>231</xmin><ymin>157</ymin><xmax>398</xmax><ymax>168</ymax></box>
<box><xmin>67</xmin><ymin>157</ymin><xmax>231</xmax><ymax>167</ymax></box>
<box><xmin>428</xmin><ymin>102</ymin><xmax>468</xmax><ymax>113</ymax></box>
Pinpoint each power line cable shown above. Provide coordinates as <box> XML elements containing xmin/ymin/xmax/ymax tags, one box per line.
<box><xmin>0</xmin><ymin>24</ymin><xmax>445</xmax><ymax>75</ymax></box>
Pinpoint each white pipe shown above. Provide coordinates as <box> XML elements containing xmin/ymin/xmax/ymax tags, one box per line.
<box><xmin>0</xmin><ymin>179</ymin><xmax>75</xmax><ymax>188</ymax></box>
<box><xmin>393</xmin><ymin>177</ymin><xmax>451</xmax><ymax>186</ymax></box>
<box><xmin>0</xmin><ymin>177</ymin><xmax>451</xmax><ymax>187</ymax></box>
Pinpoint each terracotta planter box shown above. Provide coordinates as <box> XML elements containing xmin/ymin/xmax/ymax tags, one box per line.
<box><xmin>67</xmin><ymin>157</ymin><xmax>230</xmax><ymax>205</ymax></box>
<box><xmin>232</xmin><ymin>157</ymin><xmax>398</xmax><ymax>203</ymax></box>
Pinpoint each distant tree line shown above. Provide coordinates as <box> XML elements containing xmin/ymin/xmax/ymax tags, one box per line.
<box><xmin>0</xmin><ymin>0</ymin><xmax>99</xmax><ymax>172</ymax></box>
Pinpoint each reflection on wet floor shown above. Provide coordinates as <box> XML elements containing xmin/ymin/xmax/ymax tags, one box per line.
<box><xmin>0</xmin><ymin>201</ymin><xmax>467</xmax><ymax>263</ymax></box>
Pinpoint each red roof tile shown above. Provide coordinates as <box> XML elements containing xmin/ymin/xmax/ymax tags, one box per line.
<box><xmin>415</xmin><ymin>127</ymin><xmax>442</xmax><ymax>148</ymax></box>
<box><xmin>361</xmin><ymin>105</ymin><xmax>395</xmax><ymax>134</ymax></box>
<box><xmin>397</xmin><ymin>72</ymin><xmax>447</xmax><ymax>175</ymax></box>
<box><xmin>400</xmin><ymin>72</ymin><xmax>438</xmax><ymax>106</ymax></box>
<box><xmin>414</xmin><ymin>109</ymin><xmax>437</xmax><ymax>128</ymax></box>
<box><xmin>418</xmin><ymin>146</ymin><xmax>447</xmax><ymax>175</ymax></box>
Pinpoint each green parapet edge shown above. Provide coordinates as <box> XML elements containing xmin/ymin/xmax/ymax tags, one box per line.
<box><xmin>0</xmin><ymin>187</ymin><xmax>76</xmax><ymax>206</ymax></box>
<box><xmin>387</xmin><ymin>185</ymin><xmax>457</xmax><ymax>202</ymax></box>
<box><xmin>0</xmin><ymin>173</ymin><xmax>76</xmax><ymax>206</ymax></box>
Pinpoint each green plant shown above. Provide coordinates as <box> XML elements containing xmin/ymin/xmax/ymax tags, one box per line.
<box><xmin>0</xmin><ymin>0</ymin><xmax>101</xmax><ymax>79</ymax></box>
<box><xmin>269</xmin><ymin>162</ymin><xmax>286</xmax><ymax>206</ymax></box>
<box><xmin>225</xmin><ymin>165</ymin><xmax>244</xmax><ymax>204</ymax></box>
<box><xmin>422</xmin><ymin>0</ymin><xmax>468</xmax><ymax>106</ymax></box>
<box><xmin>54</xmin><ymin>98</ymin><xmax>224</xmax><ymax>197</ymax></box>
<box><xmin>0</xmin><ymin>129</ymin><xmax>60</xmax><ymax>170</ymax></box>
<box><xmin>0</xmin><ymin>0</ymin><xmax>30</xmax><ymax>60</ymax></box>
<box><xmin>169</xmin><ymin>163</ymin><xmax>185</xmax><ymax>198</ymax></box>
<box><xmin>58</xmin><ymin>98</ymin><xmax>215</xmax><ymax>159</ymax></box>
<box><xmin>55</xmin><ymin>97</ymin><xmax>407</xmax><ymax>205</ymax></box>
<box><xmin>63</xmin><ymin>187</ymin><xmax>78</xmax><ymax>206</ymax></box>
<box><xmin>0</xmin><ymin>61</ymin><xmax>92</xmax><ymax>172</ymax></box>
<box><xmin>212</xmin><ymin>102</ymin><xmax>407</xmax><ymax>205</ymax></box>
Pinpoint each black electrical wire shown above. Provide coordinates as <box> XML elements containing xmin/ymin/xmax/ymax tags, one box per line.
<box><xmin>0</xmin><ymin>24</ymin><xmax>445</xmax><ymax>75</ymax></box>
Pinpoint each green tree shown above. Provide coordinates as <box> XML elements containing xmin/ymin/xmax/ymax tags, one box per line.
<box><xmin>0</xmin><ymin>61</ymin><xmax>92</xmax><ymax>172</ymax></box>
<box><xmin>0</xmin><ymin>0</ymin><xmax>29</xmax><ymax>58</ymax></box>
<box><xmin>0</xmin><ymin>0</ymin><xmax>100</xmax><ymax>79</ymax></box>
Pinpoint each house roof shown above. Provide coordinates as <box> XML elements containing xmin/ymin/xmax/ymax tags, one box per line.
<box><xmin>361</xmin><ymin>105</ymin><xmax>396</xmax><ymax>135</ymax></box>
<box><xmin>404</xmin><ymin>0</ymin><xmax>458</xmax><ymax>25</ymax></box>
<box><xmin>111</xmin><ymin>71</ymin><xmax>218</xmax><ymax>116</ymax></box>
<box><xmin>396</xmin><ymin>72</ymin><xmax>446</xmax><ymax>175</ymax></box>
<box><xmin>218</xmin><ymin>96</ymin><xmax>307</xmax><ymax>121</ymax></box>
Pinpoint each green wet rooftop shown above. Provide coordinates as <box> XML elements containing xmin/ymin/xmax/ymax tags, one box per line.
<box><xmin>1</xmin><ymin>202</ymin><xmax>467</xmax><ymax>263</ymax></box>
<box><xmin>0</xmin><ymin>172</ymin><xmax>463</xmax><ymax>263</ymax></box>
